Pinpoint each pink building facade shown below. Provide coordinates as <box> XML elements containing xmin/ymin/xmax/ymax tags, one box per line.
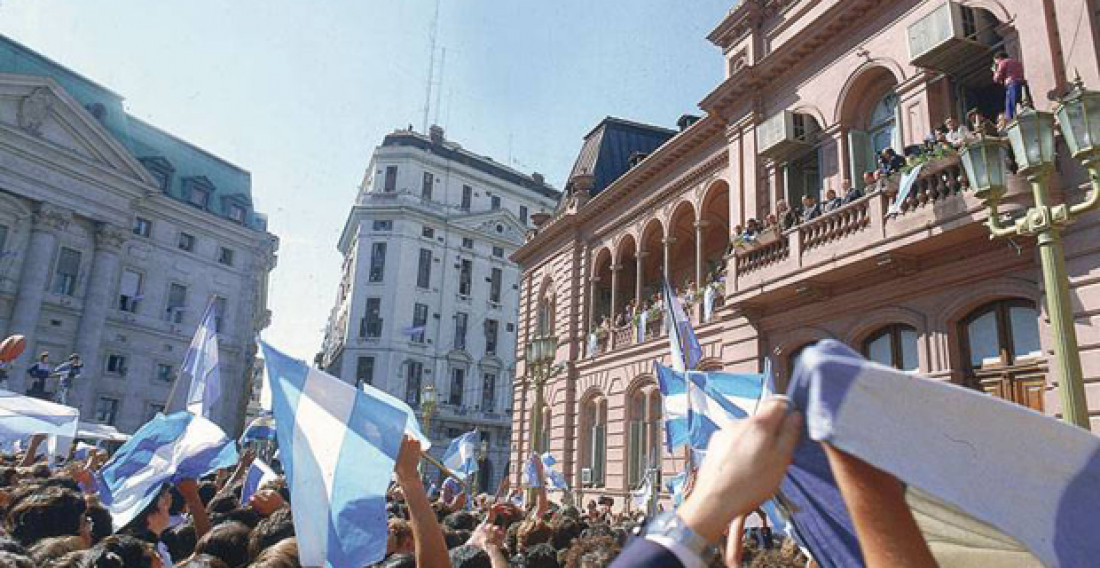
<box><xmin>511</xmin><ymin>0</ymin><xmax>1100</xmax><ymax>504</ymax></box>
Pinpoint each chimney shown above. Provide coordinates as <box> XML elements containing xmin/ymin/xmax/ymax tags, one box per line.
<box><xmin>429</xmin><ymin>124</ymin><xmax>445</xmax><ymax>144</ymax></box>
<box><xmin>531</xmin><ymin>172</ymin><xmax>545</xmax><ymax>185</ymax></box>
<box><xmin>677</xmin><ymin>114</ymin><xmax>701</xmax><ymax>132</ymax></box>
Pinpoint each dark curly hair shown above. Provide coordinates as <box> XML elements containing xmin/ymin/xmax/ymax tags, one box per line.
<box><xmin>3</xmin><ymin>486</ymin><xmax>86</xmax><ymax>545</ymax></box>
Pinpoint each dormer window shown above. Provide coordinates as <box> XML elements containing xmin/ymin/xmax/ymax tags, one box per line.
<box><xmin>229</xmin><ymin>204</ymin><xmax>246</xmax><ymax>223</ymax></box>
<box><xmin>221</xmin><ymin>195</ymin><xmax>252</xmax><ymax>225</ymax></box>
<box><xmin>139</xmin><ymin>157</ymin><xmax>175</xmax><ymax>192</ymax></box>
<box><xmin>182</xmin><ymin>177</ymin><xmax>216</xmax><ymax>211</ymax></box>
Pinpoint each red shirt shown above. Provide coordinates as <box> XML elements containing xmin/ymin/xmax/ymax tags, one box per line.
<box><xmin>993</xmin><ymin>58</ymin><xmax>1025</xmax><ymax>85</ymax></box>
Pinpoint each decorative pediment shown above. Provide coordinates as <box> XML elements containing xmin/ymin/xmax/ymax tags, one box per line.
<box><xmin>0</xmin><ymin>74</ymin><xmax>156</xmax><ymax>186</ymax></box>
<box><xmin>451</xmin><ymin>209</ymin><xmax>526</xmax><ymax>243</ymax></box>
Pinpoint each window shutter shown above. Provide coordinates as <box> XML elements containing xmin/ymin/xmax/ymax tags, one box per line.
<box><xmin>848</xmin><ymin>130</ymin><xmax>872</xmax><ymax>182</ymax></box>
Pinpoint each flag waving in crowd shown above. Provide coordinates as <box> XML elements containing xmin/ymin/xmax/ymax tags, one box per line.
<box><xmin>180</xmin><ymin>297</ymin><xmax>222</xmax><ymax>418</ymax></box>
<box><xmin>441</xmin><ymin>430</ymin><xmax>480</xmax><ymax>481</ymax></box>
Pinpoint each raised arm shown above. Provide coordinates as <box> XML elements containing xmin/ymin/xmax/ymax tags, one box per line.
<box><xmin>396</xmin><ymin>437</ymin><xmax>452</xmax><ymax>568</ymax></box>
<box><xmin>823</xmin><ymin>444</ymin><xmax>937</xmax><ymax>568</ymax></box>
<box><xmin>176</xmin><ymin>478</ymin><xmax>212</xmax><ymax>539</ymax></box>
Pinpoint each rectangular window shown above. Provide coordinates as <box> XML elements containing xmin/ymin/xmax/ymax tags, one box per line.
<box><xmin>118</xmin><ymin>269</ymin><xmax>143</xmax><ymax>313</ymax></box>
<box><xmin>417</xmin><ymin>248</ymin><xmax>432</xmax><ymax>289</ymax></box>
<box><xmin>384</xmin><ymin>166</ymin><xmax>398</xmax><ymax>192</ymax></box>
<box><xmin>462</xmin><ymin>238</ymin><xmax>473</xmax><ymax>249</ymax></box>
<box><xmin>145</xmin><ymin>403</ymin><xmax>165</xmax><ymax>423</ymax></box>
<box><xmin>372</xmin><ymin>220</ymin><xmax>393</xmax><ymax>231</ymax></box>
<box><xmin>167</xmin><ymin>283</ymin><xmax>187</xmax><ymax>323</ymax></box>
<box><xmin>411</xmin><ymin>303</ymin><xmax>428</xmax><ymax>343</ymax></box>
<box><xmin>178</xmin><ymin>233</ymin><xmax>195</xmax><ymax>252</ymax></box>
<box><xmin>95</xmin><ymin>397</ymin><xmax>119</xmax><ymax>425</ymax></box>
<box><xmin>421</xmin><ymin>226</ymin><xmax>435</xmax><ymax>239</ymax></box>
<box><xmin>218</xmin><ymin>247</ymin><xmax>234</xmax><ymax>266</ymax></box>
<box><xmin>369</xmin><ymin>243</ymin><xmax>387</xmax><ymax>282</ymax></box>
<box><xmin>405</xmin><ymin>361</ymin><xmax>423</xmax><ymax>406</ymax></box>
<box><xmin>156</xmin><ymin>363</ymin><xmax>174</xmax><ymax>383</ymax></box>
<box><xmin>362</xmin><ymin>297</ymin><xmax>383</xmax><ymax>338</ymax></box>
<box><xmin>491</xmin><ymin>195</ymin><xmax>501</xmax><ymax>210</ymax></box>
<box><xmin>492</xmin><ymin>246</ymin><xmax>504</xmax><ymax>258</ymax></box>
<box><xmin>461</xmin><ymin>185</ymin><xmax>473</xmax><ymax>210</ymax></box>
<box><xmin>132</xmin><ymin>217</ymin><xmax>151</xmax><ymax>237</ymax></box>
<box><xmin>422</xmin><ymin>172</ymin><xmax>434</xmax><ymax>200</ymax></box>
<box><xmin>356</xmin><ymin>356</ymin><xmax>375</xmax><ymax>387</ymax></box>
<box><xmin>189</xmin><ymin>187</ymin><xmax>210</xmax><ymax>209</ymax></box>
<box><xmin>454</xmin><ymin>312</ymin><xmax>468</xmax><ymax>350</ymax></box>
<box><xmin>482</xmin><ymin>373</ymin><xmax>496</xmax><ymax>412</ymax></box>
<box><xmin>213</xmin><ymin>296</ymin><xmax>227</xmax><ymax>333</ymax></box>
<box><xmin>459</xmin><ymin>259</ymin><xmax>472</xmax><ymax>296</ymax></box>
<box><xmin>449</xmin><ymin>368</ymin><xmax>465</xmax><ymax>406</ymax></box>
<box><xmin>519</xmin><ymin>205</ymin><xmax>529</xmax><ymax>225</ymax></box>
<box><xmin>229</xmin><ymin>204</ymin><xmax>246</xmax><ymax>223</ymax></box>
<box><xmin>106</xmin><ymin>354</ymin><xmax>128</xmax><ymax>376</ymax></box>
<box><xmin>151</xmin><ymin>169</ymin><xmax>170</xmax><ymax>191</ymax></box>
<box><xmin>485</xmin><ymin>319</ymin><xmax>499</xmax><ymax>354</ymax></box>
<box><xmin>53</xmin><ymin>247</ymin><xmax>81</xmax><ymax>296</ymax></box>
<box><xmin>489</xmin><ymin>267</ymin><xmax>502</xmax><ymax>303</ymax></box>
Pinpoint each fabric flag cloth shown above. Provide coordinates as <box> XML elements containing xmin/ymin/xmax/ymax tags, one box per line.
<box><xmin>181</xmin><ymin>298</ymin><xmax>221</xmax><ymax>418</ymax></box>
<box><xmin>784</xmin><ymin>340</ymin><xmax>1100</xmax><ymax>568</ymax></box>
<box><xmin>684</xmin><ymin>369</ymin><xmax>764</xmax><ymax>451</ymax></box>
<box><xmin>888</xmin><ymin>163</ymin><xmax>924</xmax><ymax>216</ymax></box>
<box><xmin>0</xmin><ymin>389</ymin><xmax>78</xmax><ymax>444</ymax></box>
<box><xmin>522</xmin><ymin>452</ymin><xmax>542</xmax><ymax>488</ymax></box>
<box><xmin>630</xmin><ymin>472</ymin><xmax>652</xmax><ymax>510</ymax></box>
<box><xmin>96</xmin><ymin>412</ymin><xmax>238</xmax><ymax>530</ymax></box>
<box><xmin>241</xmin><ymin>459</ymin><xmax>278</xmax><ymax>505</ymax></box>
<box><xmin>541</xmin><ymin>452</ymin><xmax>569</xmax><ymax>491</ymax></box>
<box><xmin>240</xmin><ymin>414</ymin><xmax>277</xmax><ymax>444</ymax></box>
<box><xmin>655</xmin><ymin>363</ymin><xmax>690</xmax><ymax>451</ymax></box>
<box><xmin>442</xmin><ymin>430</ymin><xmax>480</xmax><ymax>480</ymax></box>
<box><xmin>664</xmin><ymin>471</ymin><xmax>688</xmax><ymax>508</ymax></box>
<box><xmin>260</xmin><ymin>341</ymin><xmax>429</xmax><ymax>568</ymax></box>
<box><xmin>586</xmin><ymin>333</ymin><xmax>598</xmax><ymax>359</ymax></box>
<box><xmin>662</xmin><ymin>279</ymin><xmax>701</xmax><ymax>372</ymax></box>
<box><xmin>703</xmin><ymin>286</ymin><xmax>715</xmax><ymax>323</ymax></box>
<box><xmin>637</xmin><ymin>311</ymin><xmax>648</xmax><ymax>343</ymax></box>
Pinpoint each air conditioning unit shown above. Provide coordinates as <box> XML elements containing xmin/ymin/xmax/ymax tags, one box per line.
<box><xmin>907</xmin><ymin>1</ymin><xmax>992</xmax><ymax>71</ymax></box>
<box><xmin>581</xmin><ymin>468</ymin><xmax>593</xmax><ymax>486</ymax></box>
<box><xmin>757</xmin><ymin>111</ymin><xmax>814</xmax><ymax>160</ymax></box>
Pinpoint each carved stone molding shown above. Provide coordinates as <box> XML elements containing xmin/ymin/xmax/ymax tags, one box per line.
<box><xmin>95</xmin><ymin>223</ymin><xmax>128</xmax><ymax>252</ymax></box>
<box><xmin>18</xmin><ymin>88</ymin><xmax>52</xmax><ymax>136</ymax></box>
<box><xmin>33</xmin><ymin>203</ymin><xmax>72</xmax><ymax>233</ymax></box>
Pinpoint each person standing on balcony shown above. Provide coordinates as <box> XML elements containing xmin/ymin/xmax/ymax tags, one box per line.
<box><xmin>26</xmin><ymin>351</ymin><xmax>51</xmax><ymax>395</ymax></box>
<box><xmin>822</xmin><ymin>189</ymin><xmax>843</xmax><ymax>212</ymax></box>
<box><xmin>800</xmin><ymin>195</ymin><xmax>822</xmax><ymax>223</ymax></box>
<box><xmin>992</xmin><ymin>52</ymin><xmax>1027</xmax><ymax>119</ymax></box>
<box><xmin>942</xmin><ymin>117</ymin><xmax>970</xmax><ymax>147</ymax></box>
<box><xmin>842</xmin><ymin>178</ymin><xmax>864</xmax><ymax>204</ymax></box>
<box><xmin>878</xmin><ymin>149</ymin><xmax>906</xmax><ymax>177</ymax></box>
<box><xmin>51</xmin><ymin>353</ymin><xmax>82</xmax><ymax>406</ymax></box>
<box><xmin>776</xmin><ymin>199</ymin><xmax>799</xmax><ymax>230</ymax></box>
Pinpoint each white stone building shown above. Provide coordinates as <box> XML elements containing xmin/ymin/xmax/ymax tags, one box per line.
<box><xmin>321</xmin><ymin>125</ymin><xmax>558</xmax><ymax>491</ymax></box>
<box><xmin>0</xmin><ymin>35</ymin><xmax>278</xmax><ymax>435</ymax></box>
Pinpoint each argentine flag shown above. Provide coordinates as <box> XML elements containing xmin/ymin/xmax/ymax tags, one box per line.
<box><xmin>240</xmin><ymin>459</ymin><xmax>278</xmax><ymax>505</ymax></box>
<box><xmin>784</xmin><ymin>340</ymin><xmax>1100</xmax><ymax>568</ymax></box>
<box><xmin>655</xmin><ymin>363</ymin><xmax>764</xmax><ymax>452</ymax></box>
<box><xmin>0</xmin><ymin>389</ymin><xmax>78</xmax><ymax>442</ymax></box>
<box><xmin>442</xmin><ymin>430</ymin><xmax>480</xmax><ymax>480</ymax></box>
<box><xmin>541</xmin><ymin>452</ymin><xmax>569</xmax><ymax>491</ymax></box>
<box><xmin>240</xmin><ymin>414</ymin><xmax>277</xmax><ymax>444</ymax></box>
<box><xmin>96</xmin><ymin>412</ymin><xmax>238</xmax><ymax>530</ymax></box>
<box><xmin>181</xmin><ymin>298</ymin><xmax>221</xmax><ymax>418</ymax></box>
<box><xmin>662</xmin><ymin>279</ymin><xmax>701</xmax><ymax>372</ymax></box>
<box><xmin>655</xmin><ymin>363</ymin><xmax>690</xmax><ymax>451</ymax></box>
<box><xmin>260</xmin><ymin>341</ymin><xmax>429</xmax><ymax>568</ymax></box>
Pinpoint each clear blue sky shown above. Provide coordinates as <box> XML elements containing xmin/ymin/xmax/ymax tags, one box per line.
<box><xmin>0</xmin><ymin>0</ymin><xmax>734</xmax><ymax>360</ymax></box>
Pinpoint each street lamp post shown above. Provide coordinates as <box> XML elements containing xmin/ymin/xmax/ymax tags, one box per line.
<box><xmin>524</xmin><ymin>333</ymin><xmax>558</xmax><ymax>499</ymax></box>
<box><xmin>959</xmin><ymin>76</ymin><xmax>1100</xmax><ymax>429</ymax></box>
<box><xmin>419</xmin><ymin>385</ymin><xmax>437</xmax><ymax>477</ymax></box>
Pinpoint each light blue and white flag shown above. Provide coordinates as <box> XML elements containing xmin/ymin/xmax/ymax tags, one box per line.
<box><xmin>241</xmin><ymin>458</ymin><xmax>278</xmax><ymax>505</ymax></box>
<box><xmin>784</xmin><ymin>340</ymin><xmax>1100</xmax><ymax>568</ymax></box>
<box><xmin>240</xmin><ymin>414</ymin><xmax>277</xmax><ymax>444</ymax></box>
<box><xmin>703</xmin><ymin>286</ymin><xmax>715</xmax><ymax>323</ymax></box>
<box><xmin>685</xmin><ymin>369</ymin><xmax>764</xmax><ymax>451</ymax></box>
<box><xmin>181</xmin><ymin>298</ymin><xmax>221</xmax><ymax>418</ymax></box>
<box><xmin>541</xmin><ymin>452</ymin><xmax>568</xmax><ymax>491</ymax></box>
<box><xmin>260</xmin><ymin>341</ymin><xmax>430</xmax><ymax>568</ymax></box>
<box><xmin>655</xmin><ymin>363</ymin><xmax>690</xmax><ymax>451</ymax></box>
<box><xmin>0</xmin><ymin>389</ymin><xmax>78</xmax><ymax>443</ymax></box>
<box><xmin>664</xmin><ymin>471</ymin><xmax>688</xmax><ymax>508</ymax></box>
<box><xmin>888</xmin><ymin>163</ymin><xmax>924</xmax><ymax>216</ymax></box>
<box><xmin>522</xmin><ymin>452</ymin><xmax>542</xmax><ymax>488</ymax></box>
<box><xmin>96</xmin><ymin>412</ymin><xmax>238</xmax><ymax>530</ymax></box>
<box><xmin>662</xmin><ymin>279</ymin><xmax>701</xmax><ymax>372</ymax></box>
<box><xmin>637</xmin><ymin>311</ymin><xmax>648</xmax><ymax>343</ymax></box>
<box><xmin>631</xmin><ymin>471</ymin><xmax>652</xmax><ymax>510</ymax></box>
<box><xmin>442</xmin><ymin>430</ymin><xmax>480</xmax><ymax>480</ymax></box>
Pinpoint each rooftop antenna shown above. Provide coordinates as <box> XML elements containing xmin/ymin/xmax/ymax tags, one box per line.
<box><xmin>421</xmin><ymin>0</ymin><xmax>442</xmax><ymax>133</ymax></box>
<box><xmin>433</xmin><ymin>48</ymin><xmax>446</xmax><ymax>128</ymax></box>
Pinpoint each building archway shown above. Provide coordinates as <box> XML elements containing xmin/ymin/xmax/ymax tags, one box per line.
<box><xmin>590</xmin><ymin>248</ymin><xmax>613</xmax><ymax>330</ymax></box>
<box><xmin>639</xmin><ymin>219</ymin><xmax>665</xmax><ymax>306</ymax></box>
<box><xmin>700</xmin><ymin>180</ymin><xmax>730</xmax><ymax>286</ymax></box>
<box><xmin>667</xmin><ymin>202</ymin><xmax>697</xmax><ymax>292</ymax></box>
<box><xmin>615</xmin><ymin>234</ymin><xmax>639</xmax><ymax>325</ymax></box>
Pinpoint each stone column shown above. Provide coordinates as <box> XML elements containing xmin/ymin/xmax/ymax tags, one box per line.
<box><xmin>635</xmin><ymin>251</ymin><xmax>648</xmax><ymax>304</ymax></box>
<box><xmin>74</xmin><ymin>223</ymin><xmax>126</xmax><ymax>414</ymax></box>
<box><xmin>587</xmin><ymin>276</ymin><xmax>600</xmax><ymax>330</ymax></box>
<box><xmin>8</xmin><ymin>204</ymin><xmax>70</xmax><ymax>392</ymax></box>
<box><xmin>609</xmin><ymin>265</ymin><xmax>621</xmax><ymax>321</ymax></box>
<box><xmin>662</xmin><ymin>238</ymin><xmax>675</xmax><ymax>283</ymax></box>
<box><xmin>695</xmin><ymin>220</ymin><xmax>709</xmax><ymax>289</ymax></box>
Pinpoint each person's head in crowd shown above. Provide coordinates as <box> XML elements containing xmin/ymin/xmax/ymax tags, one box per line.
<box><xmin>765</xmin><ymin>213</ymin><xmax>778</xmax><ymax>227</ymax></box>
<box><xmin>381</xmin><ymin>553</ymin><xmax>415</xmax><ymax>568</ymax></box>
<box><xmin>120</xmin><ymin>486</ymin><xmax>171</xmax><ymax>544</ymax></box>
<box><xmin>192</xmin><ymin>520</ymin><xmax>250</xmax><ymax>568</ymax></box>
<box><xmin>385</xmin><ymin>518</ymin><xmax>413</xmax><ymax>557</ymax></box>
<box><xmin>944</xmin><ymin>117</ymin><xmax>959</xmax><ymax>131</ymax></box>
<box><xmin>550</xmin><ymin>516</ymin><xmax>582</xmax><ymax>550</ymax></box>
<box><xmin>207</xmin><ymin>493</ymin><xmax>239</xmax><ymax>516</ymax></box>
<box><xmin>85</xmin><ymin>499</ymin><xmax>113</xmax><ymax>545</ymax></box>
<box><xmin>197</xmin><ymin>482</ymin><xmax>218</xmax><ymax>507</ymax></box>
<box><xmin>517</xmin><ymin>519</ymin><xmax>553</xmax><ymax>551</ymax></box>
<box><xmin>248</xmin><ymin>489</ymin><xmax>286</xmax><ymax>517</ymax></box>
<box><xmin>167</xmin><ymin>487</ymin><xmax>186</xmax><ymax>520</ymax></box>
<box><xmin>162</xmin><ymin>521</ymin><xmax>196</xmax><ymax>563</ymax></box>
<box><xmin>174</xmin><ymin>555</ymin><xmax>229</xmax><ymax>568</ymax></box>
<box><xmin>801</xmin><ymin>195</ymin><xmax>816</xmax><ymax>210</ymax></box>
<box><xmin>43</xmin><ymin>550</ymin><xmax>87</xmax><ymax>568</ymax></box>
<box><xmin>449</xmin><ymin>544</ymin><xmax>491</xmax><ymax>568</ymax></box>
<box><xmin>0</xmin><ymin>537</ymin><xmax>25</xmax><ymax>557</ymax></box>
<box><xmin>3</xmin><ymin>485</ymin><xmax>87</xmax><ymax>546</ymax></box>
<box><xmin>775</xmin><ymin>199</ymin><xmax>789</xmax><ymax>214</ymax></box>
<box><xmin>562</xmin><ymin>535</ymin><xmax>620</xmax><ymax>568</ymax></box>
<box><xmin>825</xmin><ymin>189</ymin><xmax>838</xmax><ymax>202</ymax></box>
<box><xmin>443</xmin><ymin>528</ymin><xmax>471</xmax><ymax>548</ymax></box>
<box><xmin>211</xmin><ymin>506</ymin><xmax>261</xmax><ymax>529</ymax></box>
<box><xmin>0</xmin><ymin>551</ymin><xmax>33</xmax><ymax>568</ymax></box>
<box><xmin>443</xmin><ymin>510</ymin><xmax>477</xmax><ymax>532</ymax></box>
<box><xmin>249</xmin><ymin>538</ymin><xmax>300</xmax><ymax>568</ymax></box>
<box><xmin>248</xmin><ymin>506</ymin><xmax>294</xmax><ymax>560</ymax></box>
<box><xmin>28</xmin><ymin>535</ymin><xmax>84</xmax><ymax>565</ymax></box>
<box><xmin>84</xmin><ymin>535</ymin><xmax>158</xmax><ymax>568</ymax></box>
<box><xmin>526</xmin><ymin>542</ymin><xmax>560</xmax><ymax>568</ymax></box>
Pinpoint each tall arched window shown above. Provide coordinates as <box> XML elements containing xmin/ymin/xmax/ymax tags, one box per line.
<box><xmin>627</xmin><ymin>388</ymin><xmax>662</xmax><ymax>488</ymax></box>
<box><xmin>869</xmin><ymin>92</ymin><xmax>898</xmax><ymax>154</ymax></box>
<box><xmin>579</xmin><ymin>396</ymin><xmax>606</xmax><ymax>488</ymax></box>
<box><xmin>960</xmin><ymin>299</ymin><xmax>1044</xmax><ymax>411</ymax></box>
<box><xmin>862</xmin><ymin>324</ymin><xmax>919</xmax><ymax>372</ymax></box>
